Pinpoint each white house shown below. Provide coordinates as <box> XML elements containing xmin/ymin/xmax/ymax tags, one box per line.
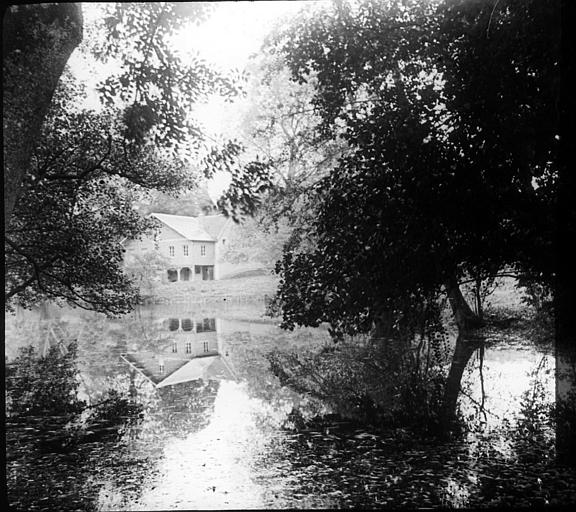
<box><xmin>124</xmin><ymin>213</ymin><xmax>233</xmax><ymax>282</ymax></box>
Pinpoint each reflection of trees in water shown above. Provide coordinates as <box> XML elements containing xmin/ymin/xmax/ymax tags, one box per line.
<box><xmin>6</xmin><ymin>343</ymin><xmax>85</xmax><ymax>422</ymax></box>
<box><xmin>7</xmin><ymin>434</ymin><xmax>155</xmax><ymax>511</ymax></box>
<box><xmin>5</xmin><ymin>340</ymin><xmax>143</xmax><ymax>446</ymax></box>
<box><xmin>5</xmin><ymin>341</ymin><xmax>151</xmax><ymax>512</ymax></box>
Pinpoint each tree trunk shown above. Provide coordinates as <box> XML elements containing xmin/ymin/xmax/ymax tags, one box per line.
<box><xmin>555</xmin><ymin>338</ymin><xmax>576</xmax><ymax>465</ymax></box>
<box><xmin>555</xmin><ymin>0</ymin><xmax>576</xmax><ymax>467</ymax></box>
<box><xmin>441</xmin><ymin>331</ymin><xmax>484</xmax><ymax>431</ymax></box>
<box><xmin>3</xmin><ymin>3</ymin><xmax>83</xmax><ymax>229</ymax></box>
<box><xmin>445</xmin><ymin>274</ymin><xmax>483</xmax><ymax>330</ymax></box>
<box><xmin>441</xmin><ymin>275</ymin><xmax>484</xmax><ymax>432</ymax></box>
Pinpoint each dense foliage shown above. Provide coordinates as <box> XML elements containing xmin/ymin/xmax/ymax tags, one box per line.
<box><xmin>246</xmin><ymin>0</ymin><xmax>572</xmax><ymax>448</ymax></box>
<box><xmin>5</xmin><ymin>340</ymin><xmax>142</xmax><ymax>444</ymax></box>
<box><xmin>6</xmin><ymin>342</ymin><xmax>85</xmax><ymax>418</ymax></box>
<box><xmin>269</xmin><ymin>332</ymin><xmax>452</xmax><ymax>435</ymax></box>
<box><xmin>269</xmin><ymin>0</ymin><xmax>559</xmax><ymax>338</ymax></box>
<box><xmin>90</xmin><ymin>2</ymin><xmax>240</xmax><ymax>153</ymax></box>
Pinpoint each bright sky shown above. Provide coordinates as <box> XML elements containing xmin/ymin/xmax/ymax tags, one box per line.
<box><xmin>177</xmin><ymin>1</ymin><xmax>311</xmax><ymax>200</ymax></box>
<box><xmin>176</xmin><ymin>1</ymin><xmax>304</xmax><ymax>72</ymax></box>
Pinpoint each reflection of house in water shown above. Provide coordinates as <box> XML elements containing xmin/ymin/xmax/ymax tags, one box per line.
<box><xmin>121</xmin><ymin>317</ymin><xmax>237</xmax><ymax>388</ymax></box>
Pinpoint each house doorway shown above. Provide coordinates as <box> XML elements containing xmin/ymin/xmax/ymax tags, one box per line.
<box><xmin>180</xmin><ymin>267</ymin><xmax>191</xmax><ymax>281</ymax></box>
<box><xmin>167</xmin><ymin>269</ymin><xmax>178</xmax><ymax>282</ymax></box>
<box><xmin>194</xmin><ymin>265</ymin><xmax>215</xmax><ymax>281</ymax></box>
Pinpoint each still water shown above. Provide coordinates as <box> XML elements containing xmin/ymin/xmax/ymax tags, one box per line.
<box><xmin>5</xmin><ymin>301</ymin><xmax>556</xmax><ymax>510</ymax></box>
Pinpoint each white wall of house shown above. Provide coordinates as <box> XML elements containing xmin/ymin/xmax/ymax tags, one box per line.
<box><xmin>163</xmin><ymin>331</ymin><xmax>219</xmax><ymax>358</ymax></box>
<box><xmin>155</xmin><ymin>225</ymin><xmax>215</xmax><ymax>267</ymax></box>
<box><xmin>125</xmin><ymin>224</ymin><xmax>218</xmax><ymax>282</ymax></box>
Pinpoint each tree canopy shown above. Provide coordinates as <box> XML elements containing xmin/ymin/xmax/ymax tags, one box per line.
<box><xmin>268</xmin><ymin>0</ymin><xmax>559</xmax><ymax>338</ymax></box>
<box><xmin>233</xmin><ymin>51</ymin><xmax>344</xmax><ymax>229</ymax></box>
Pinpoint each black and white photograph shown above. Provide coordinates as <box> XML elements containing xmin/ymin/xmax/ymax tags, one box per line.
<box><xmin>4</xmin><ymin>1</ymin><xmax>576</xmax><ymax>509</ymax></box>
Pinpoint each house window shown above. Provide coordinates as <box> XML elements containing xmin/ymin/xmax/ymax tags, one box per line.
<box><xmin>195</xmin><ymin>265</ymin><xmax>202</xmax><ymax>274</ymax></box>
<box><xmin>203</xmin><ymin>341</ymin><xmax>209</xmax><ymax>353</ymax></box>
<box><xmin>169</xmin><ymin>246</ymin><xmax>175</xmax><ymax>257</ymax></box>
<box><xmin>201</xmin><ymin>245</ymin><xmax>206</xmax><ymax>256</ymax></box>
<box><xmin>159</xmin><ymin>361</ymin><xmax>165</xmax><ymax>373</ymax></box>
<box><xmin>183</xmin><ymin>245</ymin><xmax>189</xmax><ymax>256</ymax></box>
<box><xmin>168</xmin><ymin>318</ymin><xmax>179</xmax><ymax>331</ymax></box>
<box><xmin>185</xmin><ymin>342</ymin><xmax>192</xmax><ymax>354</ymax></box>
<box><xmin>181</xmin><ymin>318</ymin><xmax>193</xmax><ymax>332</ymax></box>
<box><xmin>172</xmin><ymin>342</ymin><xmax>178</xmax><ymax>353</ymax></box>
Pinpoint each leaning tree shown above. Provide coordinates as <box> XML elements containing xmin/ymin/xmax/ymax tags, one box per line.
<box><xmin>3</xmin><ymin>3</ymin><xmax>83</xmax><ymax>228</ymax></box>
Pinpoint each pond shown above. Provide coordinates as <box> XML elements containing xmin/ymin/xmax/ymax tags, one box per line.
<box><xmin>4</xmin><ymin>300</ymin><xmax>569</xmax><ymax>510</ymax></box>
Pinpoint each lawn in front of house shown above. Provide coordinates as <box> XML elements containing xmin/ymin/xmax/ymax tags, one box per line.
<box><xmin>150</xmin><ymin>273</ymin><xmax>280</xmax><ymax>302</ymax></box>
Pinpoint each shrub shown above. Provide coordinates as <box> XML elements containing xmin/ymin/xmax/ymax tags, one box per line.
<box><xmin>511</xmin><ymin>357</ymin><xmax>555</xmax><ymax>464</ymax></box>
<box><xmin>518</xmin><ymin>280</ymin><xmax>553</xmax><ymax>328</ymax></box>
<box><xmin>5</xmin><ymin>341</ymin><xmax>85</xmax><ymax>418</ymax></box>
<box><xmin>268</xmin><ymin>330</ymin><xmax>454</xmax><ymax>436</ymax></box>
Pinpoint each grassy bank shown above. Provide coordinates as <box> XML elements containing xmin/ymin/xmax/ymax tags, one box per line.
<box><xmin>143</xmin><ymin>273</ymin><xmax>280</xmax><ymax>305</ymax></box>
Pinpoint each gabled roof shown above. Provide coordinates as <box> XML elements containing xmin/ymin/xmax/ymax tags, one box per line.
<box><xmin>156</xmin><ymin>355</ymin><xmax>236</xmax><ymax>387</ymax></box>
<box><xmin>121</xmin><ymin>352</ymin><xmax>189</xmax><ymax>386</ymax></box>
<box><xmin>196</xmin><ymin>215</ymin><xmax>231</xmax><ymax>240</ymax></box>
<box><xmin>121</xmin><ymin>352</ymin><xmax>237</xmax><ymax>388</ymax></box>
<box><xmin>150</xmin><ymin>213</ymin><xmax>215</xmax><ymax>242</ymax></box>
